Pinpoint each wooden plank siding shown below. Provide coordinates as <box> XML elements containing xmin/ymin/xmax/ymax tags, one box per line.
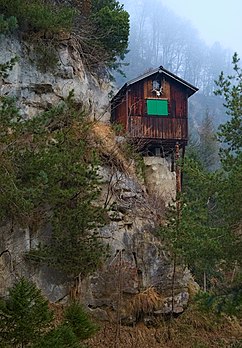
<box><xmin>111</xmin><ymin>67</ymin><xmax>198</xmax><ymax>145</ymax></box>
<box><xmin>112</xmin><ymin>95</ymin><xmax>127</xmax><ymax>130</ymax></box>
<box><xmin>170</xmin><ymin>81</ymin><xmax>188</xmax><ymax>118</ymax></box>
<box><xmin>129</xmin><ymin>116</ymin><xmax>187</xmax><ymax>141</ymax></box>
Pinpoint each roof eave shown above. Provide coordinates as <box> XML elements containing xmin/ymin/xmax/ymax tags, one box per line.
<box><xmin>112</xmin><ymin>67</ymin><xmax>199</xmax><ymax>100</ymax></box>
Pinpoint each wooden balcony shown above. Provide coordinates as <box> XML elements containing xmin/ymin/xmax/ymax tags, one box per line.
<box><xmin>128</xmin><ymin>116</ymin><xmax>188</xmax><ymax>142</ymax></box>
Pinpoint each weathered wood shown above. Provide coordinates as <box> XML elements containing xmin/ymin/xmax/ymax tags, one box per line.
<box><xmin>111</xmin><ymin>66</ymin><xmax>198</xmax><ymax>147</ymax></box>
<box><xmin>129</xmin><ymin>116</ymin><xmax>187</xmax><ymax>141</ymax></box>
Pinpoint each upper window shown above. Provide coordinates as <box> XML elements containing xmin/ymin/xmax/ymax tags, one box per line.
<box><xmin>147</xmin><ymin>99</ymin><xmax>168</xmax><ymax>116</ymax></box>
<box><xmin>152</xmin><ymin>80</ymin><xmax>160</xmax><ymax>90</ymax></box>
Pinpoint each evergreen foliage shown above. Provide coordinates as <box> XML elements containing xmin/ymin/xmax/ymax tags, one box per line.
<box><xmin>215</xmin><ymin>52</ymin><xmax>242</xmax><ymax>164</ymax></box>
<box><xmin>0</xmin><ymin>94</ymin><xmax>108</xmax><ymax>279</ymax></box>
<box><xmin>0</xmin><ymin>56</ymin><xmax>18</xmax><ymax>78</ymax></box>
<box><xmin>187</xmin><ymin>110</ymin><xmax>219</xmax><ymax>171</ymax></box>
<box><xmin>196</xmin><ymin>284</ymin><xmax>242</xmax><ymax>318</ymax></box>
<box><xmin>159</xmin><ymin>157</ymin><xmax>236</xmax><ymax>286</ymax></box>
<box><xmin>159</xmin><ymin>53</ymin><xmax>242</xmax><ymax>314</ymax></box>
<box><xmin>214</xmin><ymin>53</ymin><xmax>242</xmax><ymax>231</ymax></box>
<box><xmin>0</xmin><ymin>278</ymin><xmax>52</xmax><ymax>347</ymax></box>
<box><xmin>64</xmin><ymin>301</ymin><xmax>98</xmax><ymax>340</ymax></box>
<box><xmin>33</xmin><ymin>325</ymin><xmax>81</xmax><ymax>348</ymax></box>
<box><xmin>0</xmin><ymin>14</ymin><xmax>17</xmax><ymax>33</ymax></box>
<box><xmin>0</xmin><ymin>279</ymin><xmax>98</xmax><ymax>347</ymax></box>
<box><xmin>0</xmin><ymin>14</ymin><xmax>18</xmax><ymax>78</ymax></box>
<box><xmin>0</xmin><ymin>0</ymin><xmax>130</xmax><ymax>73</ymax></box>
<box><xmin>91</xmin><ymin>0</ymin><xmax>130</xmax><ymax>67</ymax></box>
<box><xmin>0</xmin><ymin>0</ymin><xmax>75</xmax><ymax>34</ymax></box>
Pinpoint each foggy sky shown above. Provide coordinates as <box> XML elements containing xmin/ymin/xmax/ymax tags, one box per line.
<box><xmin>124</xmin><ymin>0</ymin><xmax>242</xmax><ymax>57</ymax></box>
<box><xmin>166</xmin><ymin>0</ymin><xmax>242</xmax><ymax>56</ymax></box>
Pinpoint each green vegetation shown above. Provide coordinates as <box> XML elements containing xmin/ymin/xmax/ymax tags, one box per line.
<box><xmin>0</xmin><ymin>14</ymin><xmax>17</xmax><ymax>33</ymax></box>
<box><xmin>0</xmin><ymin>94</ymin><xmax>108</xmax><ymax>279</ymax></box>
<box><xmin>159</xmin><ymin>54</ymin><xmax>242</xmax><ymax>316</ymax></box>
<box><xmin>215</xmin><ymin>52</ymin><xmax>242</xmax><ymax>164</ymax></box>
<box><xmin>0</xmin><ymin>14</ymin><xmax>18</xmax><ymax>77</ymax></box>
<box><xmin>34</xmin><ymin>301</ymin><xmax>98</xmax><ymax>348</ymax></box>
<box><xmin>214</xmin><ymin>53</ymin><xmax>242</xmax><ymax>236</ymax></box>
<box><xmin>0</xmin><ymin>0</ymin><xmax>75</xmax><ymax>34</ymax></box>
<box><xmin>63</xmin><ymin>301</ymin><xmax>98</xmax><ymax>340</ymax></box>
<box><xmin>188</xmin><ymin>111</ymin><xmax>219</xmax><ymax>171</ymax></box>
<box><xmin>0</xmin><ymin>56</ymin><xmax>18</xmax><ymax>78</ymax></box>
<box><xmin>0</xmin><ymin>278</ymin><xmax>52</xmax><ymax>347</ymax></box>
<box><xmin>0</xmin><ymin>0</ymin><xmax>130</xmax><ymax>74</ymax></box>
<box><xmin>0</xmin><ymin>278</ymin><xmax>97</xmax><ymax>347</ymax></box>
<box><xmin>91</xmin><ymin>0</ymin><xmax>130</xmax><ymax>68</ymax></box>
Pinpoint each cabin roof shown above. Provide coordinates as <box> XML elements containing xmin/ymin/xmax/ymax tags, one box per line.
<box><xmin>112</xmin><ymin>66</ymin><xmax>199</xmax><ymax>101</ymax></box>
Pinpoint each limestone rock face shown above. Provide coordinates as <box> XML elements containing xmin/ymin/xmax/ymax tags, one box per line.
<box><xmin>0</xmin><ymin>35</ymin><xmax>197</xmax><ymax>325</ymax></box>
<box><xmin>144</xmin><ymin>157</ymin><xmax>176</xmax><ymax>204</ymax></box>
<box><xmin>80</xmin><ymin>166</ymin><xmax>196</xmax><ymax>324</ymax></box>
<box><xmin>0</xmin><ymin>163</ymin><xmax>196</xmax><ymax>323</ymax></box>
<box><xmin>0</xmin><ymin>35</ymin><xmax>111</xmax><ymax>121</ymax></box>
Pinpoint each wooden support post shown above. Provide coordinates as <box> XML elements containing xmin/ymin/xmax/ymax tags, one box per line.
<box><xmin>175</xmin><ymin>143</ymin><xmax>181</xmax><ymax>219</ymax></box>
<box><xmin>181</xmin><ymin>145</ymin><xmax>185</xmax><ymax>188</ymax></box>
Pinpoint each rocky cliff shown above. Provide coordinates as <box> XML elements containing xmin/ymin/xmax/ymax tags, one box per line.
<box><xmin>0</xmin><ymin>35</ymin><xmax>197</xmax><ymax>325</ymax></box>
<box><xmin>0</xmin><ymin>35</ymin><xmax>111</xmax><ymax>121</ymax></box>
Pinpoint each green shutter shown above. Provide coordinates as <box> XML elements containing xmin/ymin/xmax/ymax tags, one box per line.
<box><xmin>147</xmin><ymin>99</ymin><xmax>168</xmax><ymax>116</ymax></box>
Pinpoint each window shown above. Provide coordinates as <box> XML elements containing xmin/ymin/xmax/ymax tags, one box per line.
<box><xmin>147</xmin><ymin>99</ymin><xmax>168</xmax><ymax>116</ymax></box>
<box><xmin>152</xmin><ymin>80</ymin><xmax>160</xmax><ymax>90</ymax></box>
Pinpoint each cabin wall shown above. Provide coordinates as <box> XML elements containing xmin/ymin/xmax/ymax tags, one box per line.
<box><xmin>112</xmin><ymin>95</ymin><xmax>127</xmax><ymax>131</ymax></box>
<box><xmin>128</xmin><ymin>77</ymin><xmax>188</xmax><ymax>119</ymax></box>
<box><xmin>125</xmin><ymin>76</ymin><xmax>188</xmax><ymax>142</ymax></box>
<box><xmin>170</xmin><ymin>80</ymin><xmax>187</xmax><ymax>118</ymax></box>
<box><xmin>129</xmin><ymin>83</ymin><xmax>144</xmax><ymax>117</ymax></box>
<box><xmin>111</xmin><ymin>73</ymin><xmax>191</xmax><ymax>144</ymax></box>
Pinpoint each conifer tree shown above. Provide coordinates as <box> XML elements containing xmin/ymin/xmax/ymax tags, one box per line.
<box><xmin>215</xmin><ymin>52</ymin><xmax>242</xmax><ymax>166</ymax></box>
<box><xmin>198</xmin><ymin>111</ymin><xmax>219</xmax><ymax>171</ymax></box>
<box><xmin>0</xmin><ymin>279</ymin><xmax>99</xmax><ymax>347</ymax></box>
<box><xmin>0</xmin><ymin>278</ymin><xmax>52</xmax><ymax>347</ymax></box>
<box><xmin>214</xmin><ymin>53</ymin><xmax>242</xmax><ymax>230</ymax></box>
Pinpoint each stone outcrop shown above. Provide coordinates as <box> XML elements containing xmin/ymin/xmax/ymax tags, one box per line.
<box><xmin>0</xmin><ymin>35</ymin><xmax>111</xmax><ymax>121</ymax></box>
<box><xmin>0</xmin><ymin>34</ymin><xmax>197</xmax><ymax>325</ymax></box>
<box><xmin>144</xmin><ymin>157</ymin><xmax>176</xmax><ymax>204</ymax></box>
<box><xmin>80</xmin><ymin>166</ymin><xmax>195</xmax><ymax>324</ymax></box>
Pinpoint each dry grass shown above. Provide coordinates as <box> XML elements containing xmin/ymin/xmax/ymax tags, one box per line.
<box><xmin>85</xmin><ymin>304</ymin><xmax>242</xmax><ymax>348</ymax></box>
<box><xmin>123</xmin><ymin>287</ymin><xmax>165</xmax><ymax>320</ymax></box>
<box><xmin>91</xmin><ymin>122</ymin><xmax>136</xmax><ymax>176</ymax></box>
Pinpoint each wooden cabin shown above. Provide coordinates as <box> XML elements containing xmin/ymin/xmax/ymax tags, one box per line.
<box><xmin>111</xmin><ymin>66</ymin><xmax>198</xmax><ymax>154</ymax></box>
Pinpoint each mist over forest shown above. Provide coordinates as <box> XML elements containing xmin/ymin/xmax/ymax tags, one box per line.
<box><xmin>116</xmin><ymin>0</ymin><xmax>233</xmax><ymax>137</ymax></box>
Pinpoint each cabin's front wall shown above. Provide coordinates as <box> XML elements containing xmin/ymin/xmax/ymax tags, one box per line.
<box><xmin>111</xmin><ymin>93</ymin><xmax>127</xmax><ymax>131</ymax></box>
<box><xmin>128</xmin><ymin>75</ymin><xmax>188</xmax><ymax>142</ymax></box>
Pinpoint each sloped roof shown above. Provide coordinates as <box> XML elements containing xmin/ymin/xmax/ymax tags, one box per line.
<box><xmin>113</xmin><ymin>66</ymin><xmax>199</xmax><ymax>101</ymax></box>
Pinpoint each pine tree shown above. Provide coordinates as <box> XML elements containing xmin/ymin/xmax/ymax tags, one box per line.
<box><xmin>198</xmin><ymin>111</ymin><xmax>219</xmax><ymax>171</ymax></box>
<box><xmin>0</xmin><ymin>278</ymin><xmax>52</xmax><ymax>347</ymax></box>
<box><xmin>64</xmin><ymin>301</ymin><xmax>98</xmax><ymax>340</ymax></box>
<box><xmin>214</xmin><ymin>53</ymin><xmax>242</xmax><ymax>230</ymax></box>
<box><xmin>215</xmin><ymin>52</ymin><xmax>242</xmax><ymax>166</ymax></box>
<box><xmin>0</xmin><ymin>279</ymin><xmax>99</xmax><ymax>348</ymax></box>
<box><xmin>0</xmin><ymin>96</ymin><xmax>108</xmax><ymax>280</ymax></box>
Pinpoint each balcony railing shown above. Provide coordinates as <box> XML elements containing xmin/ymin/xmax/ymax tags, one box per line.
<box><xmin>129</xmin><ymin>116</ymin><xmax>188</xmax><ymax>141</ymax></box>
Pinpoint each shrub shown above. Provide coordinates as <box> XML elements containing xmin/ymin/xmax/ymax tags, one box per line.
<box><xmin>0</xmin><ymin>14</ymin><xmax>17</xmax><ymax>33</ymax></box>
<box><xmin>0</xmin><ymin>0</ymin><xmax>75</xmax><ymax>34</ymax></box>
<box><xmin>0</xmin><ymin>279</ymin><xmax>98</xmax><ymax>348</ymax></box>
<box><xmin>91</xmin><ymin>0</ymin><xmax>130</xmax><ymax>67</ymax></box>
<box><xmin>33</xmin><ymin>325</ymin><xmax>81</xmax><ymax>348</ymax></box>
<box><xmin>0</xmin><ymin>278</ymin><xmax>52</xmax><ymax>347</ymax></box>
<box><xmin>64</xmin><ymin>301</ymin><xmax>98</xmax><ymax>340</ymax></box>
<box><xmin>0</xmin><ymin>95</ymin><xmax>108</xmax><ymax>279</ymax></box>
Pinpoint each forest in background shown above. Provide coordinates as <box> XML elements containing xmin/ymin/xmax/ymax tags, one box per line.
<box><xmin>0</xmin><ymin>1</ymin><xmax>241</xmax><ymax>347</ymax></box>
<box><xmin>115</xmin><ymin>0</ymin><xmax>235</xmax><ymax>160</ymax></box>
<box><xmin>113</xmin><ymin>0</ymin><xmax>242</xmax><ymax>322</ymax></box>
